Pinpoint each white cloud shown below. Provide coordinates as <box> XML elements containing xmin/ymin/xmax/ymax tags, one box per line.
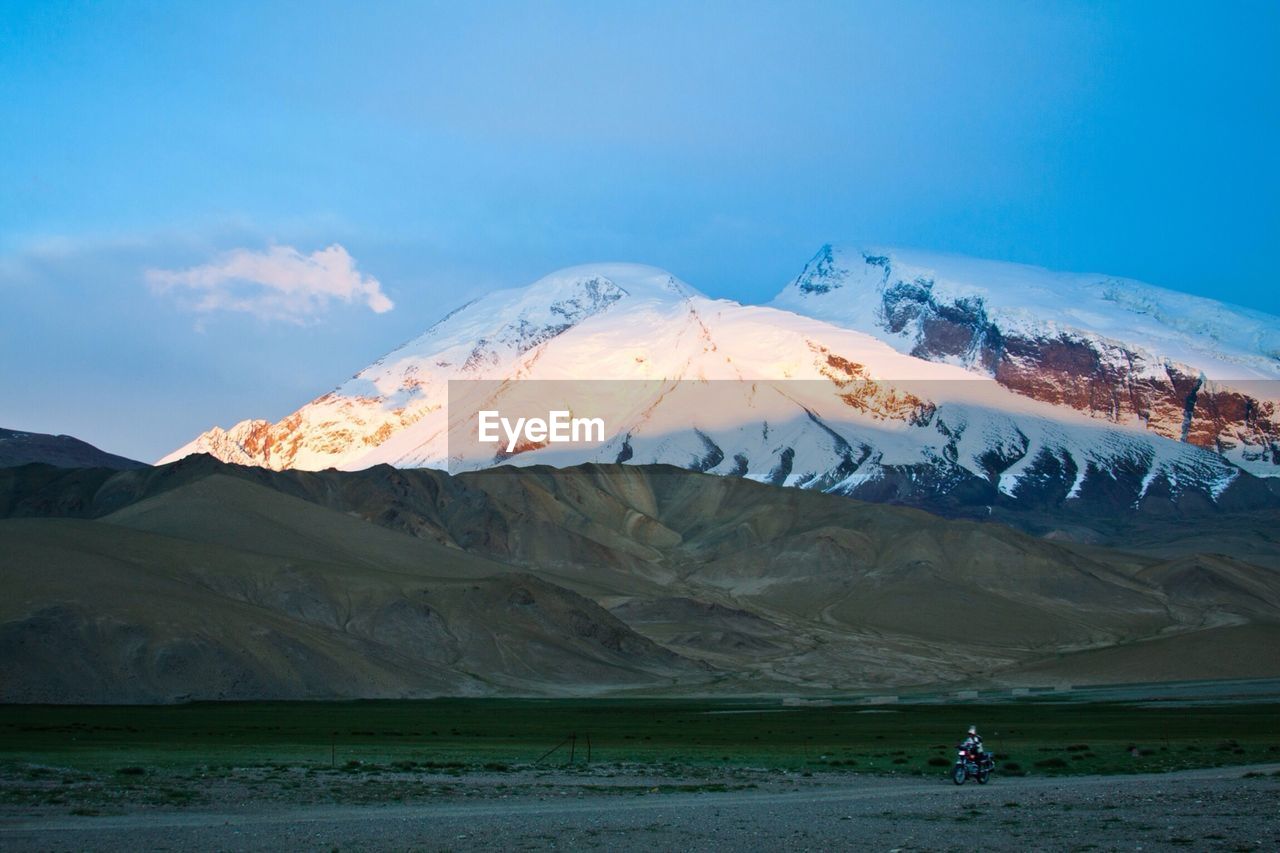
<box><xmin>147</xmin><ymin>244</ymin><xmax>393</xmax><ymax>323</ymax></box>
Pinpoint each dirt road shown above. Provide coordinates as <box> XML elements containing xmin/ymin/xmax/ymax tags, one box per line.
<box><xmin>2</xmin><ymin>764</ymin><xmax>1277</xmax><ymax>851</ymax></box>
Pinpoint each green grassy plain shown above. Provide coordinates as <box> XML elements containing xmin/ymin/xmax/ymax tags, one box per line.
<box><xmin>3</xmin><ymin>698</ymin><xmax>1278</xmax><ymax>778</ymax></box>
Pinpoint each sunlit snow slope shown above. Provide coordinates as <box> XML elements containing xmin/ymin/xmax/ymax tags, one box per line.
<box><xmin>773</xmin><ymin>246</ymin><xmax>1280</xmax><ymax>476</ymax></box>
<box><xmin>162</xmin><ymin>256</ymin><xmax>1280</xmax><ymax>514</ymax></box>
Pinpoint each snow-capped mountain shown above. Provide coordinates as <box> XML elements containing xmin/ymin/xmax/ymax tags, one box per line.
<box><xmin>162</xmin><ymin>255</ymin><xmax>1280</xmax><ymax>515</ymax></box>
<box><xmin>773</xmin><ymin>245</ymin><xmax>1280</xmax><ymax>476</ymax></box>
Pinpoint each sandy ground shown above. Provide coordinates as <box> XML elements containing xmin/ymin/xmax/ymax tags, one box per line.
<box><xmin>1</xmin><ymin>764</ymin><xmax>1277</xmax><ymax>851</ymax></box>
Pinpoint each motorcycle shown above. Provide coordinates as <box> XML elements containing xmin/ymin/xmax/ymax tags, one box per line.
<box><xmin>952</xmin><ymin>745</ymin><xmax>994</xmax><ymax>785</ymax></box>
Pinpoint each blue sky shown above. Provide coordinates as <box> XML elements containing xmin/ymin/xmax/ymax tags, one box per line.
<box><xmin>1</xmin><ymin>1</ymin><xmax>1277</xmax><ymax>461</ymax></box>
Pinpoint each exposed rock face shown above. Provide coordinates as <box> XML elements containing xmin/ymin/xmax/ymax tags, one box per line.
<box><xmin>171</xmin><ymin>399</ymin><xmax>423</xmax><ymax>472</ymax></box>
<box><xmin>882</xmin><ymin>275</ymin><xmax>1278</xmax><ymax>461</ymax></box>
<box><xmin>774</xmin><ymin>246</ymin><xmax>1280</xmax><ymax>476</ymax></box>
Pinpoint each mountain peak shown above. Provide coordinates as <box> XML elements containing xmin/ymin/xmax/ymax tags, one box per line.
<box><xmin>527</xmin><ymin>263</ymin><xmax>704</xmax><ymax>303</ymax></box>
<box><xmin>785</xmin><ymin>244</ymin><xmax>890</xmax><ymax>297</ymax></box>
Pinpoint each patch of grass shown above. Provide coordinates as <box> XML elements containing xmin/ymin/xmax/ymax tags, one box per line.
<box><xmin>0</xmin><ymin>698</ymin><xmax>1276</xmax><ymax>780</ymax></box>
<box><xmin>1034</xmin><ymin>757</ymin><xmax>1068</xmax><ymax>769</ymax></box>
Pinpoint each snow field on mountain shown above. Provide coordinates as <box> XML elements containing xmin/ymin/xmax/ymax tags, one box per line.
<box><xmin>161</xmin><ymin>254</ymin><xmax>1274</xmax><ymax>505</ymax></box>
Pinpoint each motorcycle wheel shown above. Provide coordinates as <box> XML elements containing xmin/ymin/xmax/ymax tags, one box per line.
<box><xmin>977</xmin><ymin>767</ymin><xmax>990</xmax><ymax>784</ymax></box>
<box><xmin>952</xmin><ymin>764</ymin><xmax>966</xmax><ymax>785</ymax></box>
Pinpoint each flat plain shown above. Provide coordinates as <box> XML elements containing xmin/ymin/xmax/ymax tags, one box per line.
<box><xmin>2</xmin><ymin>693</ymin><xmax>1279</xmax><ymax>850</ymax></box>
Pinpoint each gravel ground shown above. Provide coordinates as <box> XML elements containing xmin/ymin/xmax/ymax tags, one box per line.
<box><xmin>1</xmin><ymin>764</ymin><xmax>1277</xmax><ymax>851</ymax></box>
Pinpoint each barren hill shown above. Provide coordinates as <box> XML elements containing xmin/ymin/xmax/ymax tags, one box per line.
<box><xmin>0</xmin><ymin>427</ymin><xmax>146</xmax><ymax>470</ymax></box>
<box><xmin>2</xmin><ymin>457</ymin><xmax>1278</xmax><ymax>701</ymax></box>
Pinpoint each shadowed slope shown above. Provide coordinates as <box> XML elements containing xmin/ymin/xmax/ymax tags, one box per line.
<box><xmin>100</xmin><ymin>474</ymin><xmax>500</xmax><ymax>577</ymax></box>
<box><xmin>3</xmin><ymin>458</ymin><xmax>1280</xmax><ymax>699</ymax></box>
<box><xmin>0</xmin><ymin>428</ymin><xmax>146</xmax><ymax>471</ymax></box>
<box><xmin>0</xmin><ymin>479</ymin><xmax>706</xmax><ymax>703</ymax></box>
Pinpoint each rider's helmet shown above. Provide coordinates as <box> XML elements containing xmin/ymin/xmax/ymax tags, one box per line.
<box><xmin>968</xmin><ymin>725</ymin><xmax>977</xmax><ymax>735</ymax></box>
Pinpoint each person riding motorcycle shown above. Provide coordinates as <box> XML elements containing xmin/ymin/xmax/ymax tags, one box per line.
<box><xmin>953</xmin><ymin>724</ymin><xmax>994</xmax><ymax>784</ymax></box>
<box><xmin>961</xmin><ymin>725</ymin><xmax>984</xmax><ymax>757</ymax></box>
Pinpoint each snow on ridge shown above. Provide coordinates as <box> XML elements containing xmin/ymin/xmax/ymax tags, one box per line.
<box><xmin>772</xmin><ymin>244</ymin><xmax>1280</xmax><ymax>381</ymax></box>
